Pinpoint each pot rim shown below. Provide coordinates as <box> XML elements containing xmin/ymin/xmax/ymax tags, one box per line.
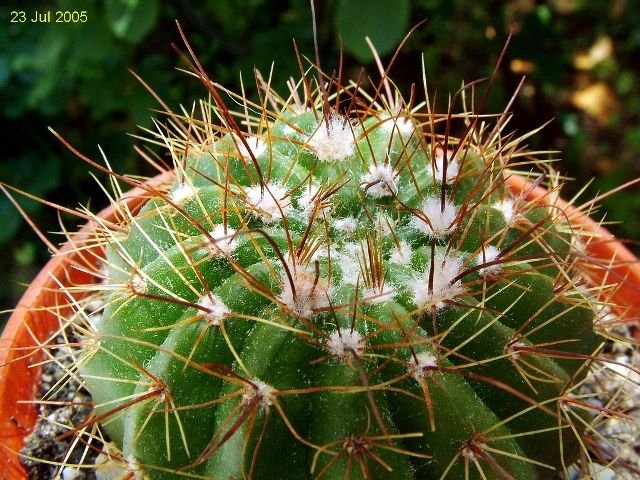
<box><xmin>505</xmin><ymin>173</ymin><xmax>640</xmax><ymax>324</ymax></box>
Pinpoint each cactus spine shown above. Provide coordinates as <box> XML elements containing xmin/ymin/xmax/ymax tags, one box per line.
<box><xmin>71</xmin><ymin>45</ymin><xmax>614</xmax><ymax>480</ymax></box>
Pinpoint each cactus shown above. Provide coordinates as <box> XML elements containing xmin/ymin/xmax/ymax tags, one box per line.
<box><xmin>40</xmin><ymin>38</ymin><xmax>632</xmax><ymax>480</ymax></box>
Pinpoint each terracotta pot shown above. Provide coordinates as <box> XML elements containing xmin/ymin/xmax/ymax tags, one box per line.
<box><xmin>0</xmin><ymin>171</ymin><xmax>173</xmax><ymax>479</ymax></box>
<box><xmin>0</xmin><ymin>172</ymin><xmax>638</xmax><ymax>478</ymax></box>
<box><xmin>505</xmin><ymin>174</ymin><xmax>640</xmax><ymax>324</ymax></box>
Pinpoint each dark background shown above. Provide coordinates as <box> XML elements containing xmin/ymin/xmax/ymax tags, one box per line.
<box><xmin>2</xmin><ymin>0</ymin><xmax>640</xmax><ymax>327</ymax></box>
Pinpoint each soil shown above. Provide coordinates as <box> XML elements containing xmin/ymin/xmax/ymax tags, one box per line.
<box><xmin>572</xmin><ymin>322</ymin><xmax>640</xmax><ymax>479</ymax></box>
<box><xmin>19</xmin><ymin>329</ymin><xmax>101</xmax><ymax>480</ymax></box>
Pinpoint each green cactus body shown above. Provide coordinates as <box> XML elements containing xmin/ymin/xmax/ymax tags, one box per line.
<box><xmin>79</xmin><ymin>79</ymin><xmax>601</xmax><ymax>479</ymax></box>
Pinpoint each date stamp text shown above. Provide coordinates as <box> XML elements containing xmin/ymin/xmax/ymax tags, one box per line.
<box><xmin>10</xmin><ymin>10</ymin><xmax>88</xmax><ymax>24</ymax></box>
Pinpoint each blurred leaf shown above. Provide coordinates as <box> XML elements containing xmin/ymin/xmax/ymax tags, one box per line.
<box><xmin>0</xmin><ymin>57</ymin><xmax>9</xmax><ymax>88</ymax></box>
<box><xmin>0</xmin><ymin>199</ymin><xmax>21</xmax><ymax>243</ymax></box>
<box><xmin>105</xmin><ymin>0</ymin><xmax>159</xmax><ymax>44</ymax></box>
<box><xmin>14</xmin><ymin>243</ymin><xmax>36</xmax><ymax>267</ymax></box>
<box><xmin>0</xmin><ymin>149</ymin><xmax>61</xmax><ymax>243</ymax></box>
<box><xmin>335</xmin><ymin>0</ymin><xmax>410</xmax><ymax>63</ymax></box>
<box><xmin>616</xmin><ymin>71</ymin><xmax>634</xmax><ymax>96</ymax></box>
<box><xmin>536</xmin><ymin>5</ymin><xmax>552</xmax><ymax>24</ymax></box>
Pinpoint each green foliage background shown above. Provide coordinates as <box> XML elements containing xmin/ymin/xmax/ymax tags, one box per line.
<box><xmin>2</xmin><ymin>0</ymin><xmax>640</xmax><ymax>326</ymax></box>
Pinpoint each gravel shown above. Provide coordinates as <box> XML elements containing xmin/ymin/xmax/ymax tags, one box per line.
<box><xmin>20</xmin><ymin>330</ymin><xmax>100</xmax><ymax>480</ymax></box>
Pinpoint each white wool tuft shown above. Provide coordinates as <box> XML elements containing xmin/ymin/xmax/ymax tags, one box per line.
<box><xmin>236</xmin><ymin>136</ymin><xmax>267</xmax><ymax>160</ymax></box>
<box><xmin>505</xmin><ymin>341</ymin><xmax>527</xmax><ymax>361</ymax></box>
<box><xmin>336</xmin><ymin>243</ymin><xmax>362</xmax><ymax>285</ymax></box>
<box><xmin>170</xmin><ymin>183</ymin><xmax>196</xmax><ymax>205</ymax></box>
<box><xmin>197</xmin><ymin>294</ymin><xmax>230</xmax><ymax>325</ymax></box>
<box><xmin>327</xmin><ymin>330</ymin><xmax>363</xmax><ymax>358</ymax></box>
<box><xmin>408</xmin><ymin>352</ymin><xmax>439</xmax><ymax>380</ymax></box>
<box><xmin>207</xmin><ymin>225</ymin><xmax>239</xmax><ymax>256</ymax></box>
<box><xmin>123</xmin><ymin>456</ymin><xmax>144</xmax><ymax>480</ymax></box>
<box><xmin>278</xmin><ymin>260</ymin><xmax>330</xmax><ymax>318</ymax></box>
<box><xmin>245</xmin><ymin>183</ymin><xmax>290</xmax><ymax>223</ymax></box>
<box><xmin>296</xmin><ymin>183</ymin><xmax>330</xmax><ymax>217</ymax></box>
<box><xmin>307</xmin><ymin>114</ymin><xmax>355</xmax><ymax>162</ymax></box>
<box><xmin>492</xmin><ymin>199</ymin><xmax>516</xmax><ymax>223</ymax></box>
<box><xmin>475</xmin><ymin>245</ymin><xmax>502</xmax><ymax>277</ymax></box>
<box><xmin>410</xmin><ymin>252</ymin><xmax>464</xmax><ymax>309</ymax></box>
<box><xmin>129</xmin><ymin>273</ymin><xmax>147</xmax><ymax>295</ymax></box>
<box><xmin>381</xmin><ymin>115</ymin><xmax>415</xmax><ymax>137</ymax></box>
<box><xmin>243</xmin><ymin>378</ymin><xmax>275</xmax><ymax>407</ymax></box>
<box><xmin>432</xmin><ymin>152</ymin><xmax>460</xmax><ymax>184</ymax></box>
<box><xmin>415</xmin><ymin>197</ymin><xmax>458</xmax><ymax>238</ymax></box>
<box><xmin>362</xmin><ymin>163</ymin><xmax>397</xmax><ymax>198</ymax></box>
<box><xmin>389</xmin><ymin>241</ymin><xmax>412</xmax><ymax>265</ymax></box>
<box><xmin>333</xmin><ymin>216</ymin><xmax>358</xmax><ymax>237</ymax></box>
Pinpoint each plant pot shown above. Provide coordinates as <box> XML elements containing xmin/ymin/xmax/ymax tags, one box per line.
<box><xmin>0</xmin><ymin>171</ymin><xmax>638</xmax><ymax>478</ymax></box>
<box><xmin>505</xmin><ymin>174</ymin><xmax>640</xmax><ymax>323</ymax></box>
<box><xmin>0</xmin><ymin>170</ymin><xmax>174</xmax><ymax>479</ymax></box>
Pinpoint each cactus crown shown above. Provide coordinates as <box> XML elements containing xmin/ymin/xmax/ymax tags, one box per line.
<box><xmin>24</xmin><ymin>35</ymin><xmax>636</xmax><ymax>480</ymax></box>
